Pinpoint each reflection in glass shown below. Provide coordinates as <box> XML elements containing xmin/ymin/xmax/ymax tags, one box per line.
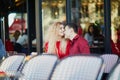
<box><xmin>42</xmin><ymin>0</ymin><xmax>66</xmax><ymax>43</ymax></box>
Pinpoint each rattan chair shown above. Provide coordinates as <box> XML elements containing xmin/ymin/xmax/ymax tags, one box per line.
<box><xmin>107</xmin><ymin>61</ymin><xmax>120</xmax><ymax>80</ymax></box>
<box><xmin>100</xmin><ymin>54</ymin><xmax>119</xmax><ymax>80</ymax></box>
<box><xmin>100</xmin><ymin>54</ymin><xmax>119</xmax><ymax>73</ymax></box>
<box><xmin>19</xmin><ymin>54</ymin><xmax>58</xmax><ymax>80</ymax></box>
<box><xmin>0</xmin><ymin>55</ymin><xmax>25</xmax><ymax>77</ymax></box>
<box><xmin>51</xmin><ymin>55</ymin><xmax>104</xmax><ymax>80</ymax></box>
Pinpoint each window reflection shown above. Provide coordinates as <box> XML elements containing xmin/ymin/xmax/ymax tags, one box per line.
<box><xmin>70</xmin><ymin>0</ymin><xmax>120</xmax><ymax>53</ymax></box>
<box><xmin>8</xmin><ymin>13</ymin><xmax>28</xmax><ymax>54</ymax></box>
<box><xmin>42</xmin><ymin>0</ymin><xmax>66</xmax><ymax>43</ymax></box>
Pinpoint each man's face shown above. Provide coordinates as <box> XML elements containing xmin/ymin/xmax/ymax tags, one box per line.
<box><xmin>64</xmin><ymin>25</ymin><xmax>71</xmax><ymax>39</ymax></box>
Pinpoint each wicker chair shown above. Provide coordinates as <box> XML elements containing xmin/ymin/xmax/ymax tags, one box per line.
<box><xmin>100</xmin><ymin>54</ymin><xmax>119</xmax><ymax>80</ymax></box>
<box><xmin>19</xmin><ymin>54</ymin><xmax>58</xmax><ymax>80</ymax></box>
<box><xmin>0</xmin><ymin>55</ymin><xmax>25</xmax><ymax>77</ymax></box>
<box><xmin>51</xmin><ymin>55</ymin><xmax>104</xmax><ymax>80</ymax></box>
<box><xmin>107</xmin><ymin>61</ymin><xmax>120</xmax><ymax>80</ymax></box>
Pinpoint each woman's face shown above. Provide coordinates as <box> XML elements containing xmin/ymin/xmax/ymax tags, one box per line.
<box><xmin>89</xmin><ymin>26</ymin><xmax>94</xmax><ymax>33</ymax></box>
<box><xmin>58</xmin><ymin>24</ymin><xmax>65</xmax><ymax>37</ymax></box>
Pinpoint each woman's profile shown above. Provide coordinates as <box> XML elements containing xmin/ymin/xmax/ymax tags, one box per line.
<box><xmin>44</xmin><ymin>22</ymin><xmax>70</xmax><ymax>59</ymax></box>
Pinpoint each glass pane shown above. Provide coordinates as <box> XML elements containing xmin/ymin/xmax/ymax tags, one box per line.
<box><xmin>42</xmin><ymin>0</ymin><xmax>66</xmax><ymax>43</ymax></box>
<box><xmin>111</xmin><ymin>0</ymin><xmax>120</xmax><ymax>55</ymax></box>
<box><xmin>8</xmin><ymin>13</ymin><xmax>28</xmax><ymax>55</ymax></box>
<box><xmin>71</xmin><ymin>0</ymin><xmax>105</xmax><ymax>53</ymax></box>
<box><xmin>8</xmin><ymin>13</ymin><xmax>27</xmax><ymax>34</ymax></box>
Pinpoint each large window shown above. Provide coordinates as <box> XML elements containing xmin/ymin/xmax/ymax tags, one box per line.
<box><xmin>8</xmin><ymin>13</ymin><xmax>27</xmax><ymax>39</ymax></box>
<box><xmin>42</xmin><ymin>0</ymin><xmax>66</xmax><ymax>43</ymax></box>
<box><xmin>111</xmin><ymin>0</ymin><xmax>120</xmax><ymax>43</ymax></box>
<box><xmin>70</xmin><ymin>0</ymin><xmax>104</xmax><ymax>53</ymax></box>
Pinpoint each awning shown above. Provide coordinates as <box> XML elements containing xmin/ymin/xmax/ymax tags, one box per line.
<box><xmin>9</xmin><ymin>18</ymin><xmax>26</xmax><ymax>34</ymax></box>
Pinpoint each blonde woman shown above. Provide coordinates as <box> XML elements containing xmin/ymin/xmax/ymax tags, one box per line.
<box><xmin>44</xmin><ymin>22</ymin><xmax>70</xmax><ymax>59</ymax></box>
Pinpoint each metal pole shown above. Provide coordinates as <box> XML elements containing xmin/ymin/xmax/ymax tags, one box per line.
<box><xmin>35</xmin><ymin>0</ymin><xmax>43</xmax><ymax>54</ymax></box>
<box><xmin>75</xmin><ymin>0</ymin><xmax>80</xmax><ymax>23</ymax></box>
<box><xmin>27</xmin><ymin>0</ymin><xmax>36</xmax><ymax>55</ymax></box>
<box><xmin>104</xmin><ymin>0</ymin><xmax>112</xmax><ymax>53</ymax></box>
<box><xmin>66</xmin><ymin>0</ymin><xmax>71</xmax><ymax>23</ymax></box>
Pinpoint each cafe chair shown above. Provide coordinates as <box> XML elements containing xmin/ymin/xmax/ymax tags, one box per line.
<box><xmin>0</xmin><ymin>55</ymin><xmax>25</xmax><ymax>77</ymax></box>
<box><xmin>107</xmin><ymin>61</ymin><xmax>120</xmax><ymax>80</ymax></box>
<box><xmin>51</xmin><ymin>55</ymin><xmax>104</xmax><ymax>80</ymax></box>
<box><xmin>100</xmin><ymin>54</ymin><xmax>119</xmax><ymax>80</ymax></box>
<box><xmin>19</xmin><ymin>54</ymin><xmax>58</xmax><ymax>80</ymax></box>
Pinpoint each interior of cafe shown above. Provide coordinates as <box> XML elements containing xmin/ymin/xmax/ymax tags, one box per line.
<box><xmin>0</xmin><ymin>0</ymin><xmax>120</xmax><ymax>54</ymax></box>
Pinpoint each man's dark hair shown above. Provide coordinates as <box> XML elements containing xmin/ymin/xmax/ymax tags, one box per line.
<box><xmin>65</xmin><ymin>23</ymin><xmax>78</xmax><ymax>33</ymax></box>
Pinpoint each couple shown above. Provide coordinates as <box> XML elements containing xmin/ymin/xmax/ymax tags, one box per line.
<box><xmin>44</xmin><ymin>22</ymin><xmax>90</xmax><ymax>59</ymax></box>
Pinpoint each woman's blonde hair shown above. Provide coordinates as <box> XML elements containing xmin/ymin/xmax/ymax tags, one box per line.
<box><xmin>44</xmin><ymin>22</ymin><xmax>67</xmax><ymax>54</ymax></box>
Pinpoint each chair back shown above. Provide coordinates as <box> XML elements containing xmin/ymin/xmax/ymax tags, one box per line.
<box><xmin>51</xmin><ymin>55</ymin><xmax>104</xmax><ymax>80</ymax></box>
<box><xmin>19</xmin><ymin>54</ymin><xmax>58</xmax><ymax>80</ymax></box>
<box><xmin>108</xmin><ymin>61</ymin><xmax>120</xmax><ymax>80</ymax></box>
<box><xmin>0</xmin><ymin>55</ymin><xmax>25</xmax><ymax>76</ymax></box>
<box><xmin>100</xmin><ymin>54</ymin><xmax>119</xmax><ymax>73</ymax></box>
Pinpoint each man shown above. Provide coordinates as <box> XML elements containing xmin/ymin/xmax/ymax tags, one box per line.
<box><xmin>16</xmin><ymin>29</ymin><xmax>28</xmax><ymax>46</ymax></box>
<box><xmin>15</xmin><ymin>29</ymin><xmax>28</xmax><ymax>54</ymax></box>
<box><xmin>64</xmin><ymin>23</ymin><xmax>90</xmax><ymax>55</ymax></box>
